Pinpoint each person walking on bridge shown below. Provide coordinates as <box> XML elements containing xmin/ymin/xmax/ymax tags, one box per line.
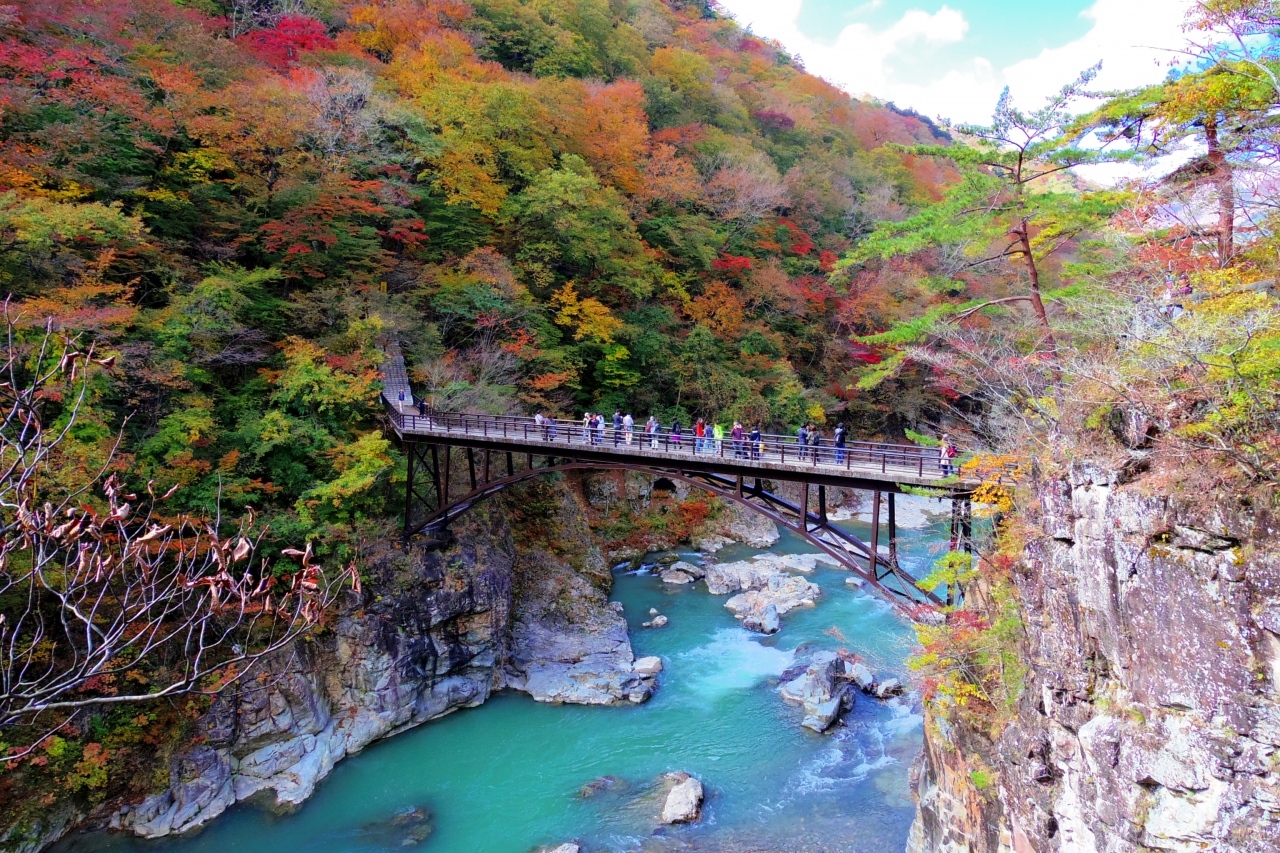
<box><xmin>712</xmin><ymin>422</ymin><xmax>724</xmax><ymax>455</ymax></box>
<box><xmin>834</xmin><ymin>422</ymin><xmax>847</xmax><ymax>464</ymax></box>
<box><xmin>582</xmin><ymin>412</ymin><xmax>591</xmax><ymax>443</ymax></box>
<box><xmin>939</xmin><ymin>433</ymin><xmax>955</xmax><ymax>476</ymax></box>
<box><xmin>810</xmin><ymin>426</ymin><xmax>824</xmax><ymax>463</ymax></box>
<box><xmin>694</xmin><ymin>418</ymin><xmax>705</xmax><ymax>454</ymax></box>
<box><xmin>671</xmin><ymin>418</ymin><xmax>683</xmax><ymax>449</ymax></box>
<box><xmin>749</xmin><ymin>424</ymin><xmax>762</xmax><ymax>460</ymax></box>
<box><xmin>646</xmin><ymin>415</ymin><xmax>658</xmax><ymax>449</ymax></box>
<box><xmin>796</xmin><ymin>423</ymin><xmax>809</xmax><ymax>462</ymax></box>
<box><xmin>623</xmin><ymin>412</ymin><xmax>634</xmax><ymax>445</ymax></box>
<box><xmin>612</xmin><ymin>411</ymin><xmax>623</xmax><ymax>446</ymax></box>
<box><xmin>731</xmin><ymin>421</ymin><xmax>745</xmax><ymax>458</ymax></box>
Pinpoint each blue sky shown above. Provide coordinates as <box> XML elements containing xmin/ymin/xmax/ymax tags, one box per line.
<box><xmin>794</xmin><ymin>0</ymin><xmax>1094</xmax><ymax>87</ymax></box>
<box><xmin>717</xmin><ymin>0</ymin><xmax>1192</xmax><ymax>124</ymax></box>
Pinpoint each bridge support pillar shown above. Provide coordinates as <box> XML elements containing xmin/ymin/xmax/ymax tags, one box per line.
<box><xmin>887</xmin><ymin>492</ymin><xmax>898</xmax><ymax>566</ymax></box>
<box><xmin>441</xmin><ymin>445</ymin><xmax>451</xmax><ymax>504</ymax></box>
<box><xmin>430</xmin><ymin>445</ymin><xmax>442</xmax><ymax>510</ymax></box>
<box><xmin>818</xmin><ymin>485</ymin><xmax>827</xmax><ymax>526</ymax></box>
<box><xmin>800</xmin><ymin>484</ymin><xmax>810</xmax><ymax>533</ymax></box>
<box><xmin>404</xmin><ymin>440</ymin><xmax>416</xmax><ymax>534</ymax></box>
<box><xmin>869</xmin><ymin>490</ymin><xmax>882</xmax><ymax>580</ymax></box>
<box><xmin>468</xmin><ymin>448</ymin><xmax>477</xmax><ymax>490</ymax></box>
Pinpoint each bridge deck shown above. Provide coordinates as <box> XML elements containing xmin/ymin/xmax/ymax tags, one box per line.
<box><xmin>384</xmin><ymin>401</ymin><xmax>970</xmax><ymax>494</ymax></box>
<box><xmin>380</xmin><ymin>346</ymin><xmax>972</xmax><ymax>611</ymax></box>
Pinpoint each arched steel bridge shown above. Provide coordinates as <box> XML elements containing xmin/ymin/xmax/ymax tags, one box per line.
<box><xmin>381</xmin><ymin>348</ymin><xmax>973</xmax><ymax>612</ymax></box>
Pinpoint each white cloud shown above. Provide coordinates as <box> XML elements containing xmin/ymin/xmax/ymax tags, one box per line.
<box><xmin>717</xmin><ymin>0</ymin><xmax>1195</xmax><ymax>125</ymax></box>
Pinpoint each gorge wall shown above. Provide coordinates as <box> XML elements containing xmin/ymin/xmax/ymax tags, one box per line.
<box><xmin>6</xmin><ymin>471</ymin><xmax>777</xmax><ymax>852</ymax></box>
<box><xmin>909</xmin><ymin>461</ymin><xmax>1280</xmax><ymax>853</ymax></box>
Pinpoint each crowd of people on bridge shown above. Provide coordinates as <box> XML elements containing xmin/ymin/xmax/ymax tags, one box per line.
<box><xmin>548</xmin><ymin>410</ymin><xmax>958</xmax><ymax>470</ymax></box>
<box><xmin>395</xmin><ymin>387</ymin><xmax>958</xmax><ymax>475</ymax></box>
<box><xmin>561</xmin><ymin>411</ymin><xmax>957</xmax><ymax>474</ymax></box>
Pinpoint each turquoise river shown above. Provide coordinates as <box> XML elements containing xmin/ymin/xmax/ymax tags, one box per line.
<box><xmin>55</xmin><ymin>496</ymin><xmax>959</xmax><ymax>853</ymax></box>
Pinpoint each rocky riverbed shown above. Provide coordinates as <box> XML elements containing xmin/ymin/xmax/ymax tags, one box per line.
<box><xmin>42</xmin><ymin>490</ymin><xmax>952</xmax><ymax>853</ymax></box>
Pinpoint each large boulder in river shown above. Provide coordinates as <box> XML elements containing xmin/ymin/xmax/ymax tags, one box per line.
<box><xmin>725</xmin><ymin>574</ymin><xmax>821</xmax><ymax>629</ymax></box>
<box><xmin>510</xmin><ymin>594</ymin><xmax>656</xmax><ymax>705</ymax></box>
<box><xmin>634</xmin><ymin>656</ymin><xmax>663</xmax><ymax>677</ymax></box>
<box><xmin>779</xmin><ymin>651</ymin><xmax>850</xmax><ymax>732</ymax></box>
<box><xmin>703</xmin><ymin>557</ymin><xmax>785</xmax><ymax>594</ymax></box>
<box><xmin>742</xmin><ymin>603</ymin><xmax>781</xmax><ymax>635</ymax></box>
<box><xmin>659</xmin><ymin>772</ymin><xmax>704</xmax><ymax>824</ymax></box>
<box><xmin>660</xmin><ymin>560</ymin><xmax>705</xmax><ymax>584</ymax></box>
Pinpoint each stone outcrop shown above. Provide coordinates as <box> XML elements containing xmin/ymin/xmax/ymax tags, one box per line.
<box><xmin>724</xmin><ymin>574</ymin><xmax>820</xmax><ymax>630</ymax></box>
<box><xmin>103</xmin><ymin>480</ymin><xmax>656</xmax><ymax>844</ymax></box>
<box><xmin>703</xmin><ymin>556</ymin><xmax>782</xmax><ymax>595</ymax></box>
<box><xmin>909</xmin><ymin>461</ymin><xmax>1280</xmax><ymax>853</ymax></box>
<box><xmin>502</xmin><ymin>486</ymin><xmax>656</xmax><ymax>706</ymax></box>
<box><xmin>660</xmin><ymin>560</ymin><xmax>704</xmax><ymax>584</ymax></box>
<box><xmin>659</xmin><ymin>772</ymin><xmax>705</xmax><ymax>824</ymax></box>
<box><xmin>115</xmin><ymin>504</ymin><xmax>516</xmax><ymax>840</ymax></box>
<box><xmin>778</xmin><ymin>650</ymin><xmax>851</xmax><ymax>732</ymax></box>
<box><xmin>702</xmin><ymin>554</ymin><xmax>821</xmax><ymax>633</ymax></box>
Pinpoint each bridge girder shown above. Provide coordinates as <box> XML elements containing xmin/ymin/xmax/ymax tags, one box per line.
<box><xmin>400</xmin><ymin>441</ymin><xmax>964</xmax><ymax>612</ymax></box>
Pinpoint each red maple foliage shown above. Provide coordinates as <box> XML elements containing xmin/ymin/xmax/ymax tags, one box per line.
<box><xmin>712</xmin><ymin>254</ymin><xmax>753</xmax><ymax>274</ymax></box>
<box><xmin>235</xmin><ymin>16</ymin><xmax>335</xmax><ymax>70</ymax></box>
<box><xmin>752</xmin><ymin>109</ymin><xmax>795</xmax><ymax>132</ymax></box>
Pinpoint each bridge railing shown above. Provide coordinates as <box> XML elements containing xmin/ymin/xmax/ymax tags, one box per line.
<box><xmin>384</xmin><ymin>400</ymin><xmax>950</xmax><ymax>479</ymax></box>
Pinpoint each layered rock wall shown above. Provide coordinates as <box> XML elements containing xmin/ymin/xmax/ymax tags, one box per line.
<box><xmin>910</xmin><ymin>463</ymin><xmax>1280</xmax><ymax>852</ymax></box>
<box><xmin>114</xmin><ymin>505</ymin><xmax>518</xmax><ymax>838</ymax></box>
<box><xmin>111</xmin><ymin>477</ymin><xmax>659</xmax><ymax>842</ymax></box>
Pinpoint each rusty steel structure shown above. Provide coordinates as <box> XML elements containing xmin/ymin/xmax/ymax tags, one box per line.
<box><xmin>382</xmin><ymin>347</ymin><xmax>973</xmax><ymax>610</ymax></box>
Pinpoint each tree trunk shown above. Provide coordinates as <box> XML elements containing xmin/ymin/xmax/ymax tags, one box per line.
<box><xmin>1204</xmin><ymin>117</ymin><xmax>1235</xmax><ymax>266</ymax></box>
<box><xmin>1014</xmin><ymin>219</ymin><xmax>1058</xmax><ymax>360</ymax></box>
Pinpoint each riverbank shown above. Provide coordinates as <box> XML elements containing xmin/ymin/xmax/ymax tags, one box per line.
<box><xmin>51</xmin><ymin>556</ymin><xmax>920</xmax><ymax>852</ymax></box>
<box><xmin>46</xmin><ymin>499</ymin><xmax>959</xmax><ymax>853</ymax></box>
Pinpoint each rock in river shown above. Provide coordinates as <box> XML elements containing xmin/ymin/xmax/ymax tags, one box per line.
<box><xmin>660</xmin><ymin>560</ymin><xmax>705</xmax><ymax>584</ymax></box>
<box><xmin>634</xmin><ymin>656</ymin><xmax>663</xmax><ymax>677</ymax></box>
<box><xmin>703</xmin><ymin>557</ymin><xmax>780</xmax><ymax>595</ymax></box>
<box><xmin>724</xmin><ymin>574</ymin><xmax>821</xmax><ymax>629</ymax></box>
<box><xmin>779</xmin><ymin>651</ymin><xmax>851</xmax><ymax>732</ymax></box>
<box><xmin>642</xmin><ymin>614</ymin><xmax>669</xmax><ymax>629</ymax></box>
<box><xmin>742</xmin><ymin>602</ymin><xmax>781</xmax><ymax>635</ymax></box>
<box><xmin>659</xmin><ymin>772</ymin><xmax>704</xmax><ymax>824</ymax></box>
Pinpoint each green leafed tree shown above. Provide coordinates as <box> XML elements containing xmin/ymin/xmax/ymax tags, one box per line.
<box><xmin>841</xmin><ymin>67</ymin><xmax>1120</xmax><ymax>389</ymax></box>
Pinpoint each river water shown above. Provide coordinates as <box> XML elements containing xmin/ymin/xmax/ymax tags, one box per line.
<box><xmin>57</xmin><ymin>496</ymin><xmax>958</xmax><ymax>853</ymax></box>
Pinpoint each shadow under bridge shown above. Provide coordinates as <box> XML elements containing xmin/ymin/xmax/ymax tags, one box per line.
<box><xmin>381</xmin><ymin>349</ymin><xmax>974</xmax><ymax>612</ymax></box>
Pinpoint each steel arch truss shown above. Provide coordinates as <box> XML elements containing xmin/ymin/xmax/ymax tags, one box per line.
<box><xmin>402</xmin><ymin>443</ymin><xmax>962</xmax><ymax>610</ymax></box>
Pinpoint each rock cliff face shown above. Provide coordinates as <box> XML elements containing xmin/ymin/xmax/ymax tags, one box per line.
<box><xmin>909</xmin><ymin>462</ymin><xmax>1280</xmax><ymax>853</ymax></box>
<box><xmin>575</xmin><ymin>470</ymin><xmax>780</xmax><ymax>558</ymax></box>
<box><xmin>109</xmin><ymin>478</ymin><xmax>655</xmax><ymax>842</ymax></box>
<box><xmin>114</xmin><ymin>504</ymin><xmax>518</xmax><ymax>839</ymax></box>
